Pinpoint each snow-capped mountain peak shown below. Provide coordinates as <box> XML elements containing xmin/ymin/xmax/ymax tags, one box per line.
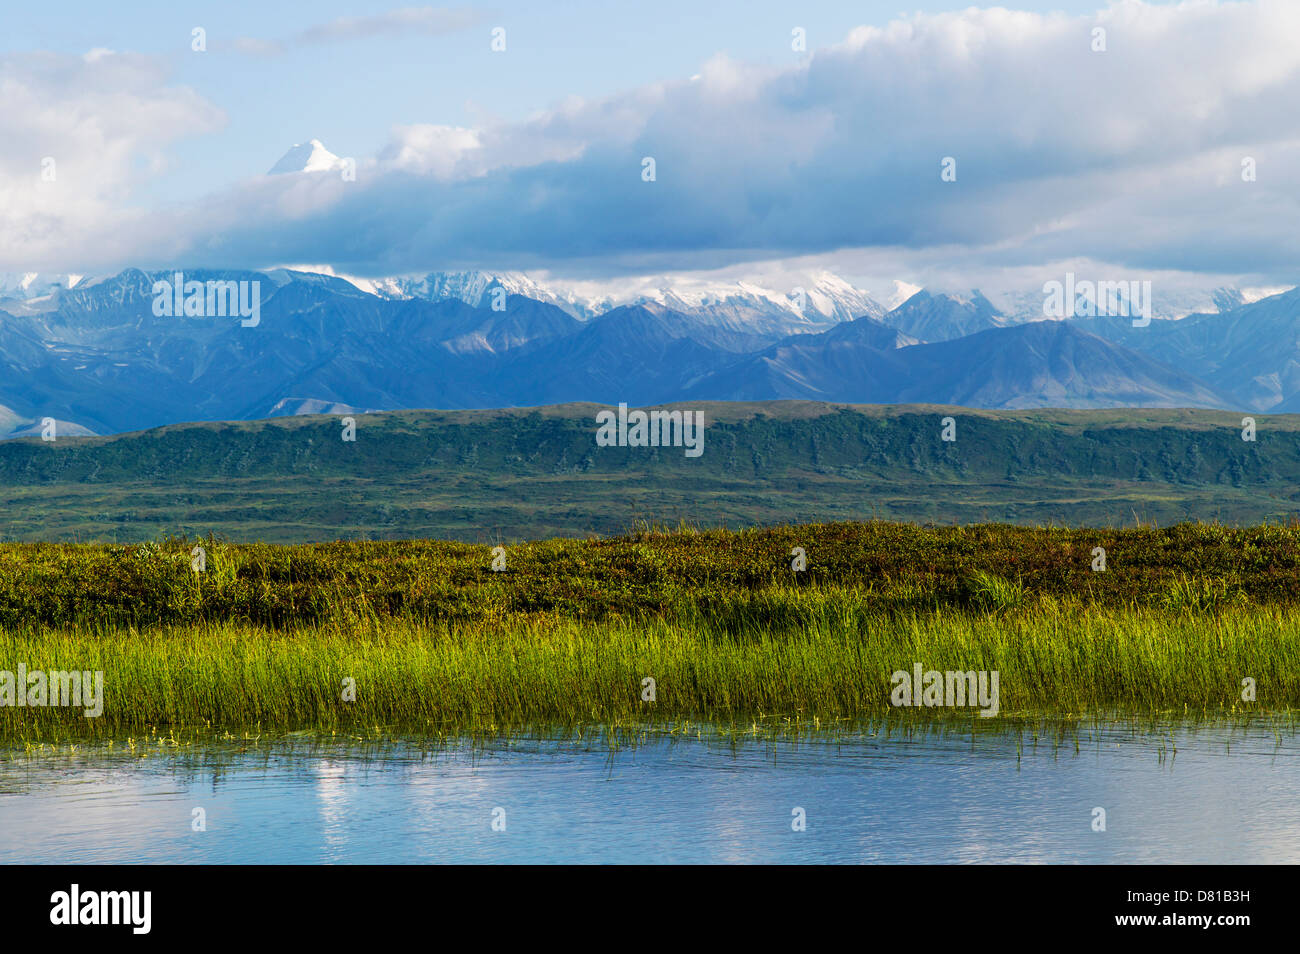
<box><xmin>268</xmin><ymin>139</ymin><xmax>346</xmax><ymax>175</ymax></box>
<box><xmin>345</xmin><ymin>268</ymin><xmax>883</xmax><ymax>331</ymax></box>
<box><xmin>0</xmin><ymin>272</ymin><xmax>92</xmax><ymax>302</ymax></box>
<box><xmin>278</xmin><ymin>265</ymin><xmax>886</xmax><ymax>333</ymax></box>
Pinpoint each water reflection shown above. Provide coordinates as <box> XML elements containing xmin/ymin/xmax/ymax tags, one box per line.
<box><xmin>2</xmin><ymin>718</ymin><xmax>1297</xmax><ymax>863</ymax></box>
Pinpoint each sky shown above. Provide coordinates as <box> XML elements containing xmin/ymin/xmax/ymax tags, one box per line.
<box><xmin>2</xmin><ymin>0</ymin><xmax>1298</xmax><ymax>298</ymax></box>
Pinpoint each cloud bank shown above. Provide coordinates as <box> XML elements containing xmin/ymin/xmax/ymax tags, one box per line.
<box><xmin>4</xmin><ymin>1</ymin><xmax>1300</xmax><ymax>286</ymax></box>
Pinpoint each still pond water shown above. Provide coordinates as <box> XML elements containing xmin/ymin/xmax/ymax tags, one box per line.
<box><xmin>2</xmin><ymin>719</ymin><xmax>1297</xmax><ymax>863</ymax></box>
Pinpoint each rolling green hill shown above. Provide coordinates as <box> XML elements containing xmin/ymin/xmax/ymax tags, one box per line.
<box><xmin>2</xmin><ymin>401</ymin><xmax>1297</xmax><ymax>542</ymax></box>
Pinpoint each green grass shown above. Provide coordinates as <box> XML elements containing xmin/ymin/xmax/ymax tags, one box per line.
<box><xmin>3</xmin><ymin>602</ymin><xmax>1296</xmax><ymax>741</ymax></box>
<box><xmin>3</xmin><ymin>520</ymin><xmax>1300</xmax><ymax>741</ymax></box>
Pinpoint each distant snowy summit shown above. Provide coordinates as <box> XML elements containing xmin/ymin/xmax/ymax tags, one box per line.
<box><xmin>291</xmin><ymin>265</ymin><xmax>887</xmax><ymax>331</ymax></box>
<box><xmin>267</xmin><ymin>139</ymin><xmax>349</xmax><ymax>175</ymax></box>
<box><xmin>0</xmin><ymin>272</ymin><xmax>89</xmax><ymax>302</ymax></box>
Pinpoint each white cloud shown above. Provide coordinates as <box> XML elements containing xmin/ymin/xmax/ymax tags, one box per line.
<box><xmin>379</xmin><ymin>125</ymin><xmax>484</xmax><ymax>179</ymax></box>
<box><xmin>0</xmin><ymin>52</ymin><xmax>224</xmax><ymax>271</ymax></box>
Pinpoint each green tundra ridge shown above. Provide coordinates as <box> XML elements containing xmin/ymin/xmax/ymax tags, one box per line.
<box><xmin>1</xmin><ymin>402</ymin><xmax>1297</xmax><ymax>542</ymax></box>
<box><xmin>1</xmin><ymin>521</ymin><xmax>1299</xmax><ymax>740</ymax></box>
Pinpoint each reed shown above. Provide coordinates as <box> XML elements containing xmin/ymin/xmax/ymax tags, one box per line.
<box><xmin>3</xmin><ymin>593</ymin><xmax>1297</xmax><ymax>741</ymax></box>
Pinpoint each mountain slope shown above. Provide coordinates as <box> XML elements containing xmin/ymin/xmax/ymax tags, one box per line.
<box><xmin>689</xmin><ymin>319</ymin><xmax>1236</xmax><ymax>409</ymax></box>
<box><xmin>492</xmin><ymin>305</ymin><xmax>730</xmax><ymax>406</ymax></box>
<box><xmin>881</xmin><ymin>289</ymin><xmax>1008</xmax><ymax>342</ymax></box>
<box><xmin>0</xmin><ymin>270</ymin><xmax>582</xmax><ymax>433</ymax></box>
<box><xmin>683</xmin><ymin>316</ymin><xmax>916</xmax><ymax>402</ymax></box>
<box><xmin>1072</xmin><ymin>287</ymin><xmax>1300</xmax><ymax>411</ymax></box>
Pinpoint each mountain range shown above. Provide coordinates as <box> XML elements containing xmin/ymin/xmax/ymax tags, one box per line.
<box><xmin>0</xmin><ymin>264</ymin><xmax>1296</xmax><ymax>436</ymax></box>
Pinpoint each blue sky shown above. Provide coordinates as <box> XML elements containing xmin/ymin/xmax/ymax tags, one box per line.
<box><xmin>2</xmin><ymin>1</ymin><xmax>1298</xmax><ymax>296</ymax></box>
